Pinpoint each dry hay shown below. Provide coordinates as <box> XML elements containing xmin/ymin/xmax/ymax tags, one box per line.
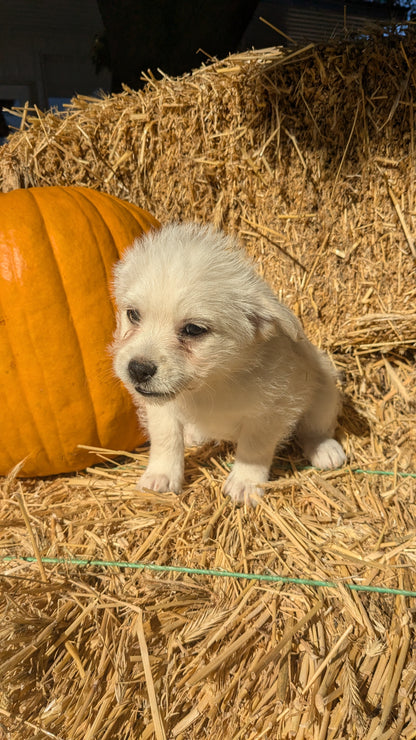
<box><xmin>1</xmin><ymin>39</ymin><xmax>416</xmax><ymax>352</ymax></box>
<box><xmin>1</xmin><ymin>443</ymin><xmax>416</xmax><ymax>739</ymax></box>
<box><xmin>1</xmin><ymin>31</ymin><xmax>416</xmax><ymax>740</ymax></box>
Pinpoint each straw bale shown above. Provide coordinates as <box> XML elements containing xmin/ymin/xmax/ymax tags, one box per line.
<box><xmin>1</xmin><ymin>38</ymin><xmax>416</xmax><ymax>352</ymax></box>
<box><xmin>1</xmin><ymin>435</ymin><xmax>416</xmax><ymax>739</ymax></box>
<box><xmin>1</xmin><ymin>32</ymin><xmax>416</xmax><ymax>740</ymax></box>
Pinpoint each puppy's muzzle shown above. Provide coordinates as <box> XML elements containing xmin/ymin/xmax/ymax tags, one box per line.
<box><xmin>128</xmin><ymin>359</ymin><xmax>157</xmax><ymax>384</ymax></box>
<box><xmin>127</xmin><ymin>359</ymin><xmax>177</xmax><ymax>400</ymax></box>
<box><xmin>128</xmin><ymin>359</ymin><xmax>157</xmax><ymax>391</ymax></box>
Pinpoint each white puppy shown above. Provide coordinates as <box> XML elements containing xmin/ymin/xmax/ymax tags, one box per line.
<box><xmin>111</xmin><ymin>223</ymin><xmax>346</xmax><ymax>505</ymax></box>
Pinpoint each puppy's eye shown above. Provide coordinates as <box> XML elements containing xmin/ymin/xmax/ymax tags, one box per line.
<box><xmin>127</xmin><ymin>308</ymin><xmax>141</xmax><ymax>325</ymax></box>
<box><xmin>181</xmin><ymin>323</ymin><xmax>208</xmax><ymax>338</ymax></box>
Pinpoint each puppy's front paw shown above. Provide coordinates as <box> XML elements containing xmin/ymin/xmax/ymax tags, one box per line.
<box><xmin>137</xmin><ymin>469</ymin><xmax>183</xmax><ymax>494</ymax></box>
<box><xmin>223</xmin><ymin>470</ymin><xmax>265</xmax><ymax>507</ymax></box>
<box><xmin>309</xmin><ymin>438</ymin><xmax>346</xmax><ymax>470</ymax></box>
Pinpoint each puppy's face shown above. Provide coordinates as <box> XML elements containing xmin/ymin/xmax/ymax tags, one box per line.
<box><xmin>111</xmin><ymin>224</ymin><xmax>301</xmax><ymax>403</ymax></box>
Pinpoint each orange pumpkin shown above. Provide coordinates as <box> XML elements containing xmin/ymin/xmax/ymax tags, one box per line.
<box><xmin>0</xmin><ymin>185</ymin><xmax>159</xmax><ymax>477</ymax></box>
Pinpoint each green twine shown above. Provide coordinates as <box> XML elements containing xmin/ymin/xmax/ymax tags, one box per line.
<box><xmin>3</xmin><ymin>555</ymin><xmax>416</xmax><ymax>599</ymax></box>
<box><xmin>3</xmin><ymin>466</ymin><xmax>416</xmax><ymax>598</ymax></box>
<box><xmin>316</xmin><ymin>467</ymin><xmax>416</xmax><ymax>479</ymax></box>
<box><xmin>220</xmin><ymin>460</ymin><xmax>416</xmax><ymax>479</ymax></box>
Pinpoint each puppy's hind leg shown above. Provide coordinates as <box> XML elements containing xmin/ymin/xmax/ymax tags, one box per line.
<box><xmin>297</xmin><ymin>382</ymin><xmax>346</xmax><ymax>470</ymax></box>
<box><xmin>183</xmin><ymin>422</ymin><xmax>210</xmax><ymax>448</ymax></box>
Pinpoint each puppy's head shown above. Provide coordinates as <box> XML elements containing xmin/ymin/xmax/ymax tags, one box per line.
<box><xmin>111</xmin><ymin>223</ymin><xmax>302</xmax><ymax>402</ymax></box>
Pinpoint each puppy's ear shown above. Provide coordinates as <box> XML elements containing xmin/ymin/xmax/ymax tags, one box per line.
<box><xmin>249</xmin><ymin>293</ymin><xmax>303</xmax><ymax>342</ymax></box>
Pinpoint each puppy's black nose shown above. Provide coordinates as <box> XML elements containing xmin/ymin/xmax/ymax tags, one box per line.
<box><xmin>128</xmin><ymin>359</ymin><xmax>157</xmax><ymax>385</ymax></box>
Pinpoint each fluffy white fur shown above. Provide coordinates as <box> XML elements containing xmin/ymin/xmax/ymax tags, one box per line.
<box><xmin>111</xmin><ymin>222</ymin><xmax>346</xmax><ymax>505</ymax></box>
